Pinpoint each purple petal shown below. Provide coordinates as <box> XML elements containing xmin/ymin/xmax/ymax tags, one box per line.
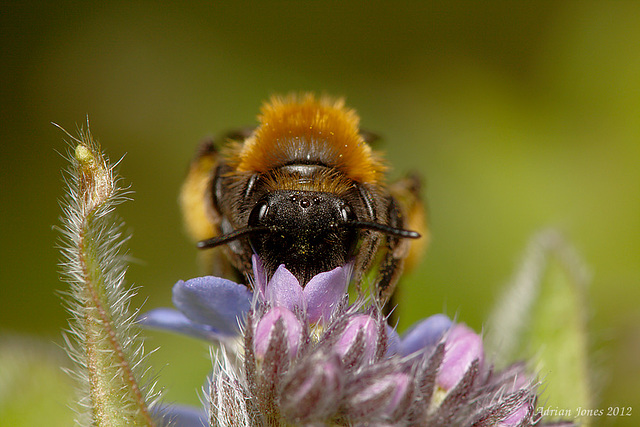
<box><xmin>266</xmin><ymin>264</ymin><xmax>304</xmax><ymax>311</ymax></box>
<box><xmin>137</xmin><ymin>308</ymin><xmax>231</xmax><ymax>341</ymax></box>
<box><xmin>172</xmin><ymin>276</ymin><xmax>252</xmax><ymax>336</ymax></box>
<box><xmin>399</xmin><ymin>314</ymin><xmax>453</xmax><ymax>356</ymax></box>
<box><xmin>304</xmin><ymin>265</ymin><xmax>350</xmax><ymax>324</ymax></box>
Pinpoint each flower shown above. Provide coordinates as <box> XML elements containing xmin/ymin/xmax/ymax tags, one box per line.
<box><xmin>208</xmin><ymin>260</ymin><xmax>558</xmax><ymax>425</ymax></box>
<box><xmin>279</xmin><ymin>353</ymin><xmax>343</xmax><ymax>421</ymax></box>
<box><xmin>139</xmin><ymin>255</ymin><xmax>350</xmax><ymax>344</ymax></box>
<box><xmin>142</xmin><ymin>258</ymin><xmax>570</xmax><ymax>426</ymax></box>
<box><xmin>345</xmin><ymin>366</ymin><xmax>414</xmax><ymax>423</ymax></box>
<box><xmin>500</xmin><ymin>401</ymin><xmax>534</xmax><ymax>427</ymax></box>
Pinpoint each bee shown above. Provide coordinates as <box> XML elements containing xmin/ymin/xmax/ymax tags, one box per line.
<box><xmin>180</xmin><ymin>93</ymin><xmax>427</xmax><ymax>303</ymax></box>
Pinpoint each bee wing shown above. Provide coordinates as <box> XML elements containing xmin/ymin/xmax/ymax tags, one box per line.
<box><xmin>359</xmin><ymin>129</ymin><xmax>381</xmax><ymax>145</ymax></box>
<box><xmin>221</xmin><ymin>126</ymin><xmax>256</xmax><ymax>142</ymax></box>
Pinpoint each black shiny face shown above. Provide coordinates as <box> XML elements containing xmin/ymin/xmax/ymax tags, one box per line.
<box><xmin>247</xmin><ymin>190</ymin><xmax>358</xmax><ymax>284</ymax></box>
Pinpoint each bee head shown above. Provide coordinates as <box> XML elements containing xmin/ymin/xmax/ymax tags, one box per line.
<box><xmin>197</xmin><ymin>190</ymin><xmax>420</xmax><ymax>285</ymax></box>
<box><xmin>247</xmin><ymin>190</ymin><xmax>358</xmax><ymax>284</ymax></box>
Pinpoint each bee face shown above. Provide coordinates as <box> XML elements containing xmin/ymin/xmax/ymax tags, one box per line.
<box><xmin>181</xmin><ymin>94</ymin><xmax>426</xmax><ymax>302</ymax></box>
<box><xmin>247</xmin><ymin>189</ymin><xmax>359</xmax><ymax>284</ymax></box>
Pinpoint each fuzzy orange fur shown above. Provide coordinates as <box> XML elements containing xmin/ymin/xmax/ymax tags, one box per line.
<box><xmin>261</xmin><ymin>167</ymin><xmax>354</xmax><ymax>195</ymax></box>
<box><xmin>231</xmin><ymin>94</ymin><xmax>386</xmax><ymax>183</ymax></box>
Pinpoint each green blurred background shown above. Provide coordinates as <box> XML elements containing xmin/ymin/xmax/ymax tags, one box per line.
<box><xmin>1</xmin><ymin>1</ymin><xmax>638</xmax><ymax>425</ymax></box>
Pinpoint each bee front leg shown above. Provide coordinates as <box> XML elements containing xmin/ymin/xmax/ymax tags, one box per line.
<box><xmin>378</xmin><ymin>173</ymin><xmax>428</xmax><ymax>312</ymax></box>
<box><xmin>375</xmin><ymin>198</ymin><xmax>411</xmax><ymax>307</ymax></box>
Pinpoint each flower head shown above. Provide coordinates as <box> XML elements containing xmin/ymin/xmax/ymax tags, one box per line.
<box><xmin>142</xmin><ymin>258</ymin><xmax>569</xmax><ymax>426</ymax></box>
<box><xmin>202</xmin><ymin>261</ymin><xmax>554</xmax><ymax>425</ymax></box>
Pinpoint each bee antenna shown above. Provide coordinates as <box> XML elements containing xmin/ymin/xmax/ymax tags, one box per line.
<box><xmin>347</xmin><ymin>221</ymin><xmax>421</xmax><ymax>239</ymax></box>
<box><xmin>197</xmin><ymin>226</ymin><xmax>270</xmax><ymax>249</ymax></box>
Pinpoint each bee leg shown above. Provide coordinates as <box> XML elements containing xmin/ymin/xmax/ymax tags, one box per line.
<box><xmin>378</xmin><ymin>173</ymin><xmax>428</xmax><ymax>315</ymax></box>
<box><xmin>376</xmin><ymin>197</ymin><xmax>410</xmax><ymax>308</ymax></box>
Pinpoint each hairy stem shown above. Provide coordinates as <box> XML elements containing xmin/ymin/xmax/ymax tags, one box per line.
<box><xmin>59</xmin><ymin>125</ymin><xmax>158</xmax><ymax>426</ymax></box>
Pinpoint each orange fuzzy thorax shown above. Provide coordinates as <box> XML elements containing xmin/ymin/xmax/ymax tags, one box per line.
<box><xmin>233</xmin><ymin>94</ymin><xmax>385</xmax><ymax>183</ymax></box>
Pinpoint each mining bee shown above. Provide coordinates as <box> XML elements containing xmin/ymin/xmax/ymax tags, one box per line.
<box><xmin>180</xmin><ymin>93</ymin><xmax>427</xmax><ymax>303</ymax></box>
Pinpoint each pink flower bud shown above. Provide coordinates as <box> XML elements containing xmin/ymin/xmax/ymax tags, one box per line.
<box><xmin>437</xmin><ymin>324</ymin><xmax>484</xmax><ymax>391</ymax></box>
<box><xmin>347</xmin><ymin>371</ymin><xmax>413</xmax><ymax>422</ymax></box>
<box><xmin>280</xmin><ymin>356</ymin><xmax>342</xmax><ymax>421</ymax></box>
<box><xmin>500</xmin><ymin>402</ymin><xmax>531</xmax><ymax>427</ymax></box>
<box><xmin>254</xmin><ymin>306</ymin><xmax>302</xmax><ymax>359</ymax></box>
<box><xmin>334</xmin><ymin>314</ymin><xmax>379</xmax><ymax>364</ymax></box>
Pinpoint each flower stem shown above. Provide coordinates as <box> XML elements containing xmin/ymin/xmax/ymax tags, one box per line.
<box><xmin>59</xmin><ymin>124</ymin><xmax>157</xmax><ymax>426</ymax></box>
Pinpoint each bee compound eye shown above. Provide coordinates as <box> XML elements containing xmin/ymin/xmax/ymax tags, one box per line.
<box><xmin>257</xmin><ymin>202</ymin><xmax>269</xmax><ymax>220</ymax></box>
<box><xmin>249</xmin><ymin>200</ymin><xmax>270</xmax><ymax>227</ymax></box>
<box><xmin>340</xmin><ymin>204</ymin><xmax>353</xmax><ymax>222</ymax></box>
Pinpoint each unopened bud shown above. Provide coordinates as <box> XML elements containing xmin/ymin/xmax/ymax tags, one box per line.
<box><xmin>254</xmin><ymin>306</ymin><xmax>302</xmax><ymax>359</ymax></box>
<box><xmin>334</xmin><ymin>314</ymin><xmax>379</xmax><ymax>365</ymax></box>
<box><xmin>280</xmin><ymin>355</ymin><xmax>342</xmax><ymax>422</ymax></box>
<box><xmin>500</xmin><ymin>402</ymin><xmax>531</xmax><ymax>427</ymax></box>
<box><xmin>437</xmin><ymin>324</ymin><xmax>484</xmax><ymax>391</ymax></box>
<box><xmin>347</xmin><ymin>371</ymin><xmax>413</xmax><ymax>422</ymax></box>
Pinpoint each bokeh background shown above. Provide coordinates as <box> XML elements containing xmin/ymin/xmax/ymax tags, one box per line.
<box><xmin>1</xmin><ymin>1</ymin><xmax>638</xmax><ymax>425</ymax></box>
